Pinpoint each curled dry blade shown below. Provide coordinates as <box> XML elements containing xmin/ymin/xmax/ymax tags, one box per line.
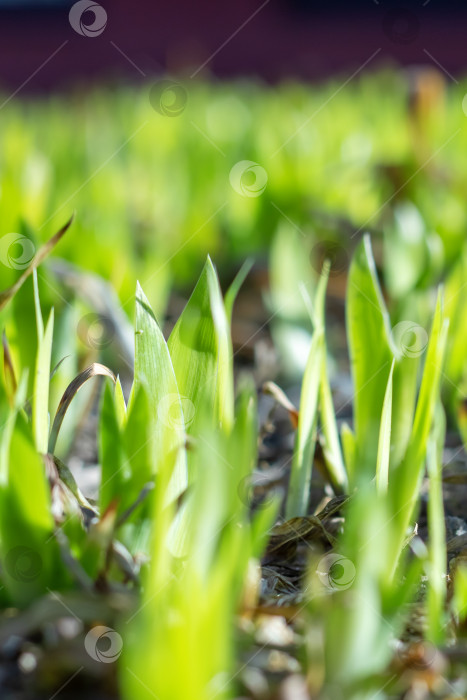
<box><xmin>48</xmin><ymin>362</ymin><xmax>116</xmax><ymax>454</ymax></box>
<box><xmin>264</xmin><ymin>495</ymin><xmax>349</xmax><ymax>561</ymax></box>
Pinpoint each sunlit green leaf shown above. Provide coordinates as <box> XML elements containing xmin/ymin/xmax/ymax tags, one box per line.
<box><xmin>376</xmin><ymin>359</ymin><xmax>394</xmax><ymax>495</ymax></box>
<box><xmin>32</xmin><ymin>308</ymin><xmax>53</xmax><ymax>454</ymax></box>
<box><xmin>135</xmin><ymin>282</ymin><xmax>187</xmax><ymax>500</ymax></box>
<box><xmin>168</xmin><ymin>256</ymin><xmax>234</xmax><ymax>432</ymax></box>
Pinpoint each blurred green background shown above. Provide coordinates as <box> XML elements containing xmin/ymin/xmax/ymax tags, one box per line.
<box><xmin>2</xmin><ymin>71</ymin><xmax>465</xmax><ymax>314</ymax></box>
<box><xmin>3</xmin><ymin>69</ymin><xmax>467</xmax><ymax>446</ymax></box>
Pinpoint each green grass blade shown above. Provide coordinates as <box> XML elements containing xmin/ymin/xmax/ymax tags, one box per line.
<box><xmin>317</xmin><ymin>487</ymin><xmax>396</xmax><ymax>689</ymax></box>
<box><xmin>286</xmin><ymin>266</ymin><xmax>332</xmax><ymax>516</ymax></box>
<box><xmin>0</xmin><ymin>410</ymin><xmax>62</xmax><ymax>606</ymax></box>
<box><xmin>99</xmin><ymin>381</ymin><xmax>126</xmax><ymax>514</ymax></box>
<box><xmin>346</xmin><ymin>234</ymin><xmax>393</xmax><ymax>481</ymax></box>
<box><xmin>33</xmin><ymin>308</ymin><xmax>53</xmax><ymax>453</ymax></box>
<box><xmin>444</xmin><ymin>245</ymin><xmax>467</xmax><ymax>399</ymax></box>
<box><xmin>340</xmin><ymin>421</ymin><xmax>356</xmax><ymax>484</ymax></box>
<box><xmin>286</xmin><ymin>329</ymin><xmax>323</xmax><ymax>518</ymax></box>
<box><xmin>114</xmin><ymin>374</ymin><xmax>127</xmax><ymax>428</ymax></box>
<box><xmin>376</xmin><ymin>359</ymin><xmax>394</xmax><ymax>495</ymax></box>
<box><xmin>319</xmin><ymin>355</ymin><xmax>348</xmax><ymax>494</ymax></box>
<box><xmin>228</xmin><ymin>378</ymin><xmax>259</xmax><ymax>517</ymax></box>
<box><xmin>123</xmin><ymin>384</ymin><xmax>276</xmax><ymax>700</ymax></box>
<box><xmin>452</xmin><ymin>566</ymin><xmax>467</xmax><ymax>624</ymax></box>
<box><xmin>168</xmin><ymin>256</ymin><xmax>234</xmax><ymax>431</ymax></box>
<box><xmin>426</xmin><ymin>402</ymin><xmax>447</xmax><ymax>644</ymax></box>
<box><xmin>32</xmin><ymin>270</ymin><xmax>44</xmax><ymax>341</ymax></box>
<box><xmin>134</xmin><ymin>282</ymin><xmax>187</xmax><ymax>500</ymax></box>
<box><xmin>389</xmin><ymin>291</ymin><xmax>449</xmax><ymax>577</ymax></box>
<box><xmin>224</xmin><ymin>258</ymin><xmax>253</xmax><ymax>323</ymax></box>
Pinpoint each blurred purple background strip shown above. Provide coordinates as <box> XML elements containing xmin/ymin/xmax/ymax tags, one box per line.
<box><xmin>0</xmin><ymin>1</ymin><xmax>465</xmax><ymax>91</ymax></box>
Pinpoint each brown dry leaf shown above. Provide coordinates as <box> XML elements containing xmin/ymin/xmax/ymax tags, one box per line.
<box><xmin>0</xmin><ymin>214</ymin><xmax>74</xmax><ymax>311</ymax></box>
<box><xmin>48</xmin><ymin>362</ymin><xmax>116</xmax><ymax>453</ymax></box>
<box><xmin>266</xmin><ymin>517</ymin><xmax>335</xmax><ymax>560</ymax></box>
<box><xmin>262</xmin><ymin>381</ymin><xmax>299</xmax><ymax>429</ymax></box>
<box><xmin>447</xmin><ymin>534</ymin><xmax>467</xmax><ymax>554</ymax></box>
<box><xmin>261</xmin><ymin>566</ymin><xmax>299</xmax><ymax>599</ymax></box>
<box><xmin>312</xmin><ymin>494</ymin><xmax>349</xmax><ymax>519</ymax></box>
<box><xmin>443</xmin><ymin>472</ymin><xmax>467</xmax><ymax>485</ymax></box>
<box><xmin>265</xmin><ymin>496</ymin><xmax>348</xmax><ymax>560</ymax></box>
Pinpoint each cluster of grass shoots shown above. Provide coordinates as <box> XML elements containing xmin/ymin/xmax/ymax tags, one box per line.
<box><xmin>1</xmin><ymin>219</ymin><xmax>466</xmax><ymax>700</ymax></box>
